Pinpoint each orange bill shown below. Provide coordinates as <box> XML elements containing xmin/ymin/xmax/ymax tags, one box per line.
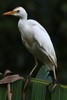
<box><xmin>3</xmin><ymin>10</ymin><xmax>16</xmax><ymax>15</ymax></box>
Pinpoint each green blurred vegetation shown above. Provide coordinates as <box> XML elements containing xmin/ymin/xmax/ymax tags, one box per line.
<box><xmin>0</xmin><ymin>0</ymin><xmax>67</xmax><ymax>84</ymax></box>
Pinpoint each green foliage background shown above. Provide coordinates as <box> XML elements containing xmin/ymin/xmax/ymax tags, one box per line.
<box><xmin>0</xmin><ymin>66</ymin><xmax>67</xmax><ymax>100</ymax></box>
<box><xmin>0</xmin><ymin>0</ymin><xmax>67</xmax><ymax>84</ymax></box>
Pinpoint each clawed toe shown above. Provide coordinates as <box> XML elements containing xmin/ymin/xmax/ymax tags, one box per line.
<box><xmin>48</xmin><ymin>80</ymin><xmax>59</xmax><ymax>92</ymax></box>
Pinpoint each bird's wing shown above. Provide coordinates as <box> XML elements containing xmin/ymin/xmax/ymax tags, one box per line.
<box><xmin>31</xmin><ymin>22</ymin><xmax>57</xmax><ymax>68</ymax></box>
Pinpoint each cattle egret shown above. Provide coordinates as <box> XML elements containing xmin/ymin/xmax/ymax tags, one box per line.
<box><xmin>3</xmin><ymin>7</ymin><xmax>57</xmax><ymax>83</ymax></box>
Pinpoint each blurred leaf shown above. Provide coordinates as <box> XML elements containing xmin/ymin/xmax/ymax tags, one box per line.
<box><xmin>0</xmin><ymin>84</ymin><xmax>7</xmax><ymax>100</ymax></box>
<box><xmin>36</xmin><ymin>65</ymin><xmax>52</xmax><ymax>82</ymax></box>
<box><xmin>0</xmin><ymin>77</ymin><xmax>67</xmax><ymax>100</ymax></box>
<box><xmin>11</xmin><ymin>80</ymin><xmax>23</xmax><ymax>100</ymax></box>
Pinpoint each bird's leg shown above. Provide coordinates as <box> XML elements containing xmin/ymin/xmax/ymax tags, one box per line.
<box><xmin>29</xmin><ymin>59</ymin><xmax>38</xmax><ymax>76</ymax></box>
<box><xmin>53</xmin><ymin>66</ymin><xmax>57</xmax><ymax>81</ymax></box>
<box><xmin>48</xmin><ymin>67</ymin><xmax>58</xmax><ymax>92</ymax></box>
<box><xmin>22</xmin><ymin>59</ymin><xmax>38</xmax><ymax>100</ymax></box>
<box><xmin>51</xmin><ymin>67</ymin><xmax>58</xmax><ymax>91</ymax></box>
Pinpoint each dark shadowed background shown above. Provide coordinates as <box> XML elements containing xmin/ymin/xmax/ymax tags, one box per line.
<box><xmin>0</xmin><ymin>0</ymin><xmax>67</xmax><ymax>84</ymax></box>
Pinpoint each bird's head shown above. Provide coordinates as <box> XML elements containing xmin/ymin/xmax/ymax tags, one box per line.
<box><xmin>3</xmin><ymin>7</ymin><xmax>27</xmax><ymax>19</ymax></box>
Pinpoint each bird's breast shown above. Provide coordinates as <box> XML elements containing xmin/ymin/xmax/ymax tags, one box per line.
<box><xmin>18</xmin><ymin>21</ymin><xmax>34</xmax><ymax>48</ymax></box>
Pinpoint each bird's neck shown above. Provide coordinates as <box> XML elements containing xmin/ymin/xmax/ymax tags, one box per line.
<box><xmin>18</xmin><ymin>18</ymin><xmax>27</xmax><ymax>31</ymax></box>
<box><xmin>20</xmin><ymin>13</ymin><xmax>27</xmax><ymax>20</ymax></box>
<box><xmin>19</xmin><ymin>18</ymin><xmax>27</xmax><ymax>25</ymax></box>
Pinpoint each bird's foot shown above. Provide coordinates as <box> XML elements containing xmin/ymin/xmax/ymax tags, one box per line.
<box><xmin>48</xmin><ymin>80</ymin><xmax>59</xmax><ymax>92</ymax></box>
<box><xmin>23</xmin><ymin>75</ymin><xmax>31</xmax><ymax>90</ymax></box>
<box><xmin>22</xmin><ymin>75</ymin><xmax>31</xmax><ymax>100</ymax></box>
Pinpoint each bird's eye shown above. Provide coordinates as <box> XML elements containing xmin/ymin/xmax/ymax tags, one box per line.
<box><xmin>17</xmin><ymin>10</ymin><xmax>20</xmax><ymax>13</ymax></box>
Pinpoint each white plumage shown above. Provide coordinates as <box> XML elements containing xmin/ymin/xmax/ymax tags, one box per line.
<box><xmin>3</xmin><ymin>7</ymin><xmax>57</xmax><ymax>81</ymax></box>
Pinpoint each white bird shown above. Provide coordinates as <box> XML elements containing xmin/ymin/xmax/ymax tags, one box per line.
<box><xmin>3</xmin><ymin>7</ymin><xmax>57</xmax><ymax>82</ymax></box>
